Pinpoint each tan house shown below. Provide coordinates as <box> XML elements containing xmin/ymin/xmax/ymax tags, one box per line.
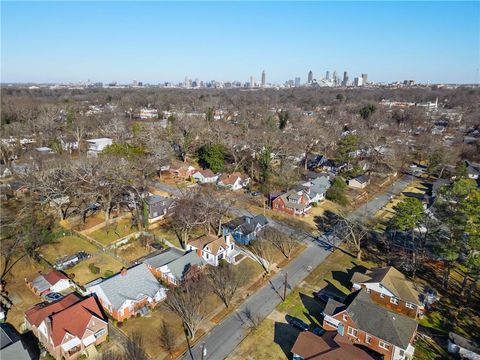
<box><xmin>25</xmin><ymin>293</ymin><xmax>108</xmax><ymax>360</ymax></box>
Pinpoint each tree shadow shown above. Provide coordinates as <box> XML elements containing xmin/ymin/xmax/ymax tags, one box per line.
<box><xmin>21</xmin><ymin>330</ymin><xmax>40</xmax><ymax>360</ymax></box>
<box><xmin>273</xmin><ymin>322</ymin><xmax>299</xmax><ymax>359</ymax></box>
<box><xmin>331</xmin><ymin>262</ymin><xmax>369</xmax><ymax>291</ymax></box>
<box><xmin>313</xmin><ymin>210</ymin><xmax>340</xmax><ymax>232</ymax></box>
<box><xmin>402</xmin><ymin>191</ymin><xmax>425</xmax><ymax>201</ymax></box>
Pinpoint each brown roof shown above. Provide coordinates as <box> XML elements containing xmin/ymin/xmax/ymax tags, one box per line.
<box><xmin>218</xmin><ymin>172</ymin><xmax>243</xmax><ymax>185</ymax></box>
<box><xmin>351</xmin><ymin>266</ymin><xmax>420</xmax><ymax>305</ymax></box>
<box><xmin>195</xmin><ymin>169</ymin><xmax>215</xmax><ymax>177</ymax></box>
<box><xmin>43</xmin><ymin>269</ymin><xmax>68</xmax><ymax>285</ymax></box>
<box><xmin>25</xmin><ymin>293</ymin><xmax>82</xmax><ymax>327</ymax></box>
<box><xmin>188</xmin><ymin>234</ymin><xmax>227</xmax><ymax>255</ymax></box>
<box><xmin>291</xmin><ymin>331</ymin><xmax>375</xmax><ymax>360</ymax></box>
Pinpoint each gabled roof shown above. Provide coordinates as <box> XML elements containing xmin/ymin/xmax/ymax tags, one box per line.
<box><xmin>350</xmin><ymin>266</ymin><xmax>420</xmax><ymax>305</ymax></box>
<box><xmin>193</xmin><ymin>169</ymin><xmax>216</xmax><ymax>178</ymax></box>
<box><xmin>291</xmin><ymin>331</ymin><xmax>375</xmax><ymax>360</ymax></box>
<box><xmin>86</xmin><ymin>263</ymin><xmax>164</xmax><ymax>310</ymax></box>
<box><xmin>30</xmin><ymin>270</ymin><xmax>68</xmax><ymax>293</ymax></box>
<box><xmin>351</xmin><ymin>175</ymin><xmax>369</xmax><ymax>184</ymax></box>
<box><xmin>188</xmin><ymin>234</ymin><xmax>227</xmax><ymax>255</ymax></box>
<box><xmin>0</xmin><ymin>324</ymin><xmax>31</xmax><ymax>360</ymax></box>
<box><xmin>25</xmin><ymin>293</ymin><xmax>82</xmax><ymax>328</ymax></box>
<box><xmin>167</xmin><ymin>251</ymin><xmax>206</xmax><ymax>280</ymax></box>
<box><xmin>49</xmin><ymin>295</ymin><xmax>105</xmax><ymax>346</ymax></box>
<box><xmin>333</xmin><ymin>290</ymin><xmax>418</xmax><ymax>349</ymax></box>
<box><xmin>223</xmin><ymin>215</ymin><xmax>268</xmax><ymax>236</ymax></box>
<box><xmin>143</xmin><ymin>248</ymin><xmax>184</xmax><ymax>269</ymax></box>
<box><xmin>218</xmin><ymin>172</ymin><xmax>244</xmax><ymax>185</ymax></box>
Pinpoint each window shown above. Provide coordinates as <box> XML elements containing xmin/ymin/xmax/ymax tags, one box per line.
<box><xmin>343</xmin><ymin>314</ymin><xmax>348</xmax><ymax>321</ymax></box>
<box><xmin>95</xmin><ymin>328</ymin><xmax>107</xmax><ymax>338</ymax></box>
<box><xmin>406</xmin><ymin>302</ymin><xmax>416</xmax><ymax>309</ymax></box>
<box><xmin>399</xmin><ymin>350</ymin><xmax>404</xmax><ymax>356</ymax></box>
<box><xmin>365</xmin><ymin>288</ymin><xmax>371</xmax><ymax>294</ymax></box>
<box><xmin>379</xmin><ymin>341</ymin><xmax>390</xmax><ymax>350</ymax></box>
<box><xmin>347</xmin><ymin>327</ymin><xmax>358</xmax><ymax>337</ymax></box>
<box><xmin>380</xmin><ymin>293</ymin><xmax>385</xmax><ymax>298</ymax></box>
<box><xmin>366</xmin><ymin>334</ymin><xmax>372</xmax><ymax>344</ymax></box>
<box><xmin>390</xmin><ymin>297</ymin><xmax>399</xmax><ymax>305</ymax></box>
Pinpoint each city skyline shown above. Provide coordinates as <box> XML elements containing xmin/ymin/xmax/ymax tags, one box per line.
<box><xmin>1</xmin><ymin>1</ymin><xmax>479</xmax><ymax>84</ymax></box>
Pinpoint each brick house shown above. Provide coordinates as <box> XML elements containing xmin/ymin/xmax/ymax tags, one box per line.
<box><xmin>144</xmin><ymin>247</ymin><xmax>206</xmax><ymax>285</ymax></box>
<box><xmin>85</xmin><ymin>264</ymin><xmax>166</xmax><ymax>321</ymax></box>
<box><xmin>271</xmin><ymin>189</ymin><xmax>311</xmax><ymax>216</ymax></box>
<box><xmin>322</xmin><ymin>290</ymin><xmax>417</xmax><ymax>360</ymax></box>
<box><xmin>351</xmin><ymin>266</ymin><xmax>423</xmax><ymax>318</ymax></box>
<box><xmin>25</xmin><ymin>293</ymin><xmax>107</xmax><ymax>360</ymax></box>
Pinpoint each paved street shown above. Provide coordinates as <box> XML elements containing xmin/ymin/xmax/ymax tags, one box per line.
<box><xmin>182</xmin><ymin>175</ymin><xmax>411</xmax><ymax>360</ymax></box>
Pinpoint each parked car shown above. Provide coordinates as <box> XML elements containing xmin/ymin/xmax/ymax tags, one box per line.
<box><xmin>250</xmin><ymin>191</ymin><xmax>262</xmax><ymax>197</ymax></box>
<box><xmin>45</xmin><ymin>292</ymin><xmax>63</xmax><ymax>302</ymax></box>
<box><xmin>313</xmin><ymin>291</ymin><xmax>345</xmax><ymax>303</ymax></box>
<box><xmin>285</xmin><ymin>315</ymin><xmax>309</xmax><ymax>331</ymax></box>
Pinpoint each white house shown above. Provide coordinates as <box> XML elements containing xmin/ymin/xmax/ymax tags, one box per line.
<box><xmin>86</xmin><ymin>138</ymin><xmax>113</xmax><ymax>157</ymax></box>
<box><xmin>28</xmin><ymin>270</ymin><xmax>71</xmax><ymax>295</ymax></box>
<box><xmin>192</xmin><ymin>169</ymin><xmax>219</xmax><ymax>184</ymax></box>
<box><xmin>186</xmin><ymin>234</ymin><xmax>238</xmax><ymax>266</ymax></box>
<box><xmin>217</xmin><ymin>172</ymin><xmax>249</xmax><ymax>191</ymax></box>
<box><xmin>348</xmin><ymin>175</ymin><xmax>370</xmax><ymax>189</ymax></box>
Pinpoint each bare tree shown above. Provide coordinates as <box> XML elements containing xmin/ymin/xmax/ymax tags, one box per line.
<box><xmin>206</xmin><ymin>264</ymin><xmax>246</xmax><ymax>308</ymax></box>
<box><xmin>336</xmin><ymin>215</ymin><xmax>368</xmax><ymax>260</ymax></box>
<box><xmin>124</xmin><ymin>331</ymin><xmax>148</xmax><ymax>360</ymax></box>
<box><xmin>261</xmin><ymin>227</ymin><xmax>298</xmax><ymax>259</ymax></box>
<box><xmin>248</xmin><ymin>236</ymin><xmax>274</xmax><ymax>274</ymax></box>
<box><xmin>158</xmin><ymin>320</ymin><xmax>176</xmax><ymax>356</ymax></box>
<box><xmin>163</xmin><ymin>279</ymin><xmax>208</xmax><ymax>340</ymax></box>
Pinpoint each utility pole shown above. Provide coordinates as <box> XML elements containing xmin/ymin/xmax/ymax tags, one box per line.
<box><xmin>184</xmin><ymin>323</ymin><xmax>194</xmax><ymax>360</ymax></box>
<box><xmin>283</xmin><ymin>271</ymin><xmax>288</xmax><ymax>301</ymax></box>
<box><xmin>201</xmin><ymin>343</ymin><xmax>207</xmax><ymax>360</ymax></box>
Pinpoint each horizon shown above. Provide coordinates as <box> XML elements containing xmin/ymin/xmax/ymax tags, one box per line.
<box><xmin>1</xmin><ymin>1</ymin><xmax>479</xmax><ymax>84</ymax></box>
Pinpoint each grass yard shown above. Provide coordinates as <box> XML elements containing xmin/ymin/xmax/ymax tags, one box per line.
<box><xmin>41</xmin><ymin>235</ymin><xmax>98</xmax><ymax>264</ymax></box>
<box><xmin>66</xmin><ymin>252</ymin><xmax>123</xmax><ymax>285</ymax></box>
<box><xmin>151</xmin><ymin>225</ymin><xmax>183</xmax><ymax>249</ymax></box>
<box><xmin>90</xmin><ymin>219</ymin><xmax>138</xmax><ymax>246</ymax></box>
<box><xmin>228</xmin><ymin>249</ymin><xmax>378</xmax><ymax>360</ymax></box>
<box><xmin>114</xmin><ymin>240</ymin><xmax>150</xmax><ymax>264</ymax></box>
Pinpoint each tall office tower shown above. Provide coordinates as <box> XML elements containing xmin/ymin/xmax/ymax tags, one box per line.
<box><xmin>361</xmin><ymin>73</ymin><xmax>368</xmax><ymax>85</ymax></box>
<box><xmin>250</xmin><ymin>76</ymin><xmax>254</xmax><ymax>87</ymax></box>
<box><xmin>342</xmin><ymin>71</ymin><xmax>348</xmax><ymax>86</ymax></box>
<box><xmin>326</xmin><ymin>71</ymin><xmax>330</xmax><ymax>80</ymax></box>
<box><xmin>354</xmin><ymin>77</ymin><xmax>363</xmax><ymax>87</ymax></box>
<box><xmin>333</xmin><ymin>71</ymin><xmax>338</xmax><ymax>85</ymax></box>
<box><xmin>261</xmin><ymin>70</ymin><xmax>266</xmax><ymax>86</ymax></box>
<box><xmin>295</xmin><ymin>77</ymin><xmax>301</xmax><ymax>87</ymax></box>
<box><xmin>308</xmin><ymin>70</ymin><xmax>313</xmax><ymax>83</ymax></box>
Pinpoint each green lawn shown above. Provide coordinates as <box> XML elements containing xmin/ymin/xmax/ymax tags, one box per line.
<box><xmin>90</xmin><ymin>219</ymin><xmax>138</xmax><ymax>246</ymax></box>
<box><xmin>41</xmin><ymin>235</ymin><xmax>98</xmax><ymax>264</ymax></box>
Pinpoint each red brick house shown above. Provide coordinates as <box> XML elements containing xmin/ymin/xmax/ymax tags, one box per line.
<box><xmin>25</xmin><ymin>293</ymin><xmax>108</xmax><ymax>360</ymax></box>
<box><xmin>351</xmin><ymin>266</ymin><xmax>424</xmax><ymax>318</ymax></box>
<box><xmin>322</xmin><ymin>290</ymin><xmax>417</xmax><ymax>360</ymax></box>
<box><xmin>272</xmin><ymin>189</ymin><xmax>311</xmax><ymax>216</ymax></box>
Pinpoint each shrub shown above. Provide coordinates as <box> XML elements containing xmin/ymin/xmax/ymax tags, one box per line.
<box><xmin>117</xmin><ymin>321</ymin><xmax>123</xmax><ymax>328</ymax></box>
<box><xmin>88</xmin><ymin>263</ymin><xmax>100</xmax><ymax>275</ymax></box>
<box><xmin>104</xmin><ymin>270</ymin><xmax>114</xmax><ymax>278</ymax></box>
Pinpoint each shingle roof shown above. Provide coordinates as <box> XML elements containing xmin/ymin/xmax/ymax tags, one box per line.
<box><xmin>167</xmin><ymin>251</ymin><xmax>206</xmax><ymax>280</ymax></box>
<box><xmin>25</xmin><ymin>293</ymin><xmax>82</xmax><ymax>328</ymax></box>
<box><xmin>218</xmin><ymin>172</ymin><xmax>243</xmax><ymax>185</ymax></box>
<box><xmin>30</xmin><ymin>269</ymin><xmax>68</xmax><ymax>293</ymax></box>
<box><xmin>0</xmin><ymin>324</ymin><xmax>32</xmax><ymax>360</ymax></box>
<box><xmin>351</xmin><ymin>266</ymin><xmax>421</xmax><ymax>305</ymax></box>
<box><xmin>188</xmin><ymin>235</ymin><xmax>228</xmax><ymax>255</ymax></box>
<box><xmin>223</xmin><ymin>215</ymin><xmax>268</xmax><ymax>236</ymax></box>
<box><xmin>143</xmin><ymin>248</ymin><xmax>184</xmax><ymax>269</ymax></box>
<box><xmin>345</xmin><ymin>291</ymin><xmax>417</xmax><ymax>349</ymax></box>
<box><xmin>353</xmin><ymin>175</ymin><xmax>369</xmax><ymax>184</ymax></box>
<box><xmin>291</xmin><ymin>331</ymin><xmax>375</xmax><ymax>360</ymax></box>
<box><xmin>86</xmin><ymin>263</ymin><xmax>164</xmax><ymax>310</ymax></box>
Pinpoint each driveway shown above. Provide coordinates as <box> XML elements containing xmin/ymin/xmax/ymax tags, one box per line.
<box><xmin>182</xmin><ymin>175</ymin><xmax>411</xmax><ymax>360</ymax></box>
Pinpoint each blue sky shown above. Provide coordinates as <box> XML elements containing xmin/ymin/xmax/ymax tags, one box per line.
<box><xmin>1</xmin><ymin>1</ymin><xmax>479</xmax><ymax>84</ymax></box>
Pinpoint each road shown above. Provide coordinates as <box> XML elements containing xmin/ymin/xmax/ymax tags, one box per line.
<box><xmin>182</xmin><ymin>175</ymin><xmax>411</xmax><ymax>360</ymax></box>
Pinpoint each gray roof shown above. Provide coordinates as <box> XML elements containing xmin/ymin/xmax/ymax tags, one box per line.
<box><xmin>341</xmin><ymin>291</ymin><xmax>417</xmax><ymax>349</ymax></box>
<box><xmin>143</xmin><ymin>248</ymin><xmax>184</xmax><ymax>269</ymax></box>
<box><xmin>0</xmin><ymin>324</ymin><xmax>32</xmax><ymax>360</ymax></box>
<box><xmin>223</xmin><ymin>215</ymin><xmax>268</xmax><ymax>236</ymax></box>
<box><xmin>323</xmin><ymin>298</ymin><xmax>346</xmax><ymax>317</ymax></box>
<box><xmin>31</xmin><ymin>275</ymin><xmax>51</xmax><ymax>293</ymax></box>
<box><xmin>86</xmin><ymin>263</ymin><xmax>164</xmax><ymax>310</ymax></box>
<box><xmin>352</xmin><ymin>175</ymin><xmax>369</xmax><ymax>184</ymax></box>
<box><xmin>167</xmin><ymin>251</ymin><xmax>206</xmax><ymax>280</ymax></box>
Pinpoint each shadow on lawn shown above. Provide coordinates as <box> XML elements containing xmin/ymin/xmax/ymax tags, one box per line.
<box><xmin>331</xmin><ymin>262</ymin><xmax>369</xmax><ymax>291</ymax></box>
<box><xmin>274</xmin><ymin>322</ymin><xmax>299</xmax><ymax>359</ymax></box>
<box><xmin>299</xmin><ymin>292</ymin><xmax>324</xmax><ymax>324</ymax></box>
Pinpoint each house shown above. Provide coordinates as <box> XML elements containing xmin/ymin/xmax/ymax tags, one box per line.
<box><xmin>35</xmin><ymin>147</ymin><xmax>54</xmax><ymax>154</ymax></box>
<box><xmin>144</xmin><ymin>248</ymin><xmax>206</xmax><ymax>285</ymax></box>
<box><xmin>348</xmin><ymin>175</ymin><xmax>370</xmax><ymax>189</ymax></box>
<box><xmin>291</xmin><ymin>331</ymin><xmax>375</xmax><ymax>360</ymax></box>
<box><xmin>0</xmin><ymin>323</ymin><xmax>33</xmax><ymax>360</ymax></box>
<box><xmin>300</xmin><ymin>175</ymin><xmax>331</xmax><ymax>203</ymax></box>
<box><xmin>169</xmin><ymin>165</ymin><xmax>196</xmax><ymax>178</ymax></box>
<box><xmin>465</xmin><ymin>161</ymin><xmax>480</xmax><ymax>180</ymax></box>
<box><xmin>351</xmin><ymin>266</ymin><xmax>423</xmax><ymax>318</ymax></box>
<box><xmin>323</xmin><ymin>290</ymin><xmax>417</xmax><ymax>360</ymax></box>
<box><xmin>25</xmin><ymin>293</ymin><xmax>107</xmax><ymax>360</ymax></box>
<box><xmin>27</xmin><ymin>270</ymin><xmax>71</xmax><ymax>296</ymax></box>
<box><xmin>222</xmin><ymin>214</ymin><xmax>268</xmax><ymax>245</ymax></box>
<box><xmin>308</xmin><ymin>155</ymin><xmax>345</xmax><ymax>174</ymax></box>
<box><xmin>86</xmin><ymin>138</ymin><xmax>113</xmax><ymax>156</ymax></box>
<box><xmin>272</xmin><ymin>190</ymin><xmax>312</xmax><ymax>216</ymax></box>
<box><xmin>139</xmin><ymin>108</ymin><xmax>158</xmax><ymax>119</ymax></box>
<box><xmin>146</xmin><ymin>195</ymin><xmax>175</xmax><ymax>223</ymax></box>
<box><xmin>448</xmin><ymin>332</ymin><xmax>480</xmax><ymax>360</ymax></box>
<box><xmin>217</xmin><ymin>172</ymin><xmax>250</xmax><ymax>190</ymax></box>
<box><xmin>186</xmin><ymin>234</ymin><xmax>238</xmax><ymax>266</ymax></box>
<box><xmin>192</xmin><ymin>169</ymin><xmax>219</xmax><ymax>184</ymax></box>
<box><xmin>85</xmin><ymin>263</ymin><xmax>166</xmax><ymax>321</ymax></box>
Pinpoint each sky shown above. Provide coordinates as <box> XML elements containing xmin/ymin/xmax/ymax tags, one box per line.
<box><xmin>1</xmin><ymin>1</ymin><xmax>479</xmax><ymax>84</ymax></box>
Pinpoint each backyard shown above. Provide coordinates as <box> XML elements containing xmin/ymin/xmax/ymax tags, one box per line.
<box><xmin>89</xmin><ymin>219</ymin><xmax>139</xmax><ymax>246</ymax></box>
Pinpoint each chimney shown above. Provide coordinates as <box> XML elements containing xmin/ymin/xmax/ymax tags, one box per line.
<box><xmin>120</xmin><ymin>268</ymin><xmax>128</xmax><ymax>277</ymax></box>
<box><xmin>245</xmin><ymin>216</ymin><xmax>251</xmax><ymax>224</ymax></box>
<box><xmin>196</xmin><ymin>249</ymin><xmax>202</xmax><ymax>257</ymax></box>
